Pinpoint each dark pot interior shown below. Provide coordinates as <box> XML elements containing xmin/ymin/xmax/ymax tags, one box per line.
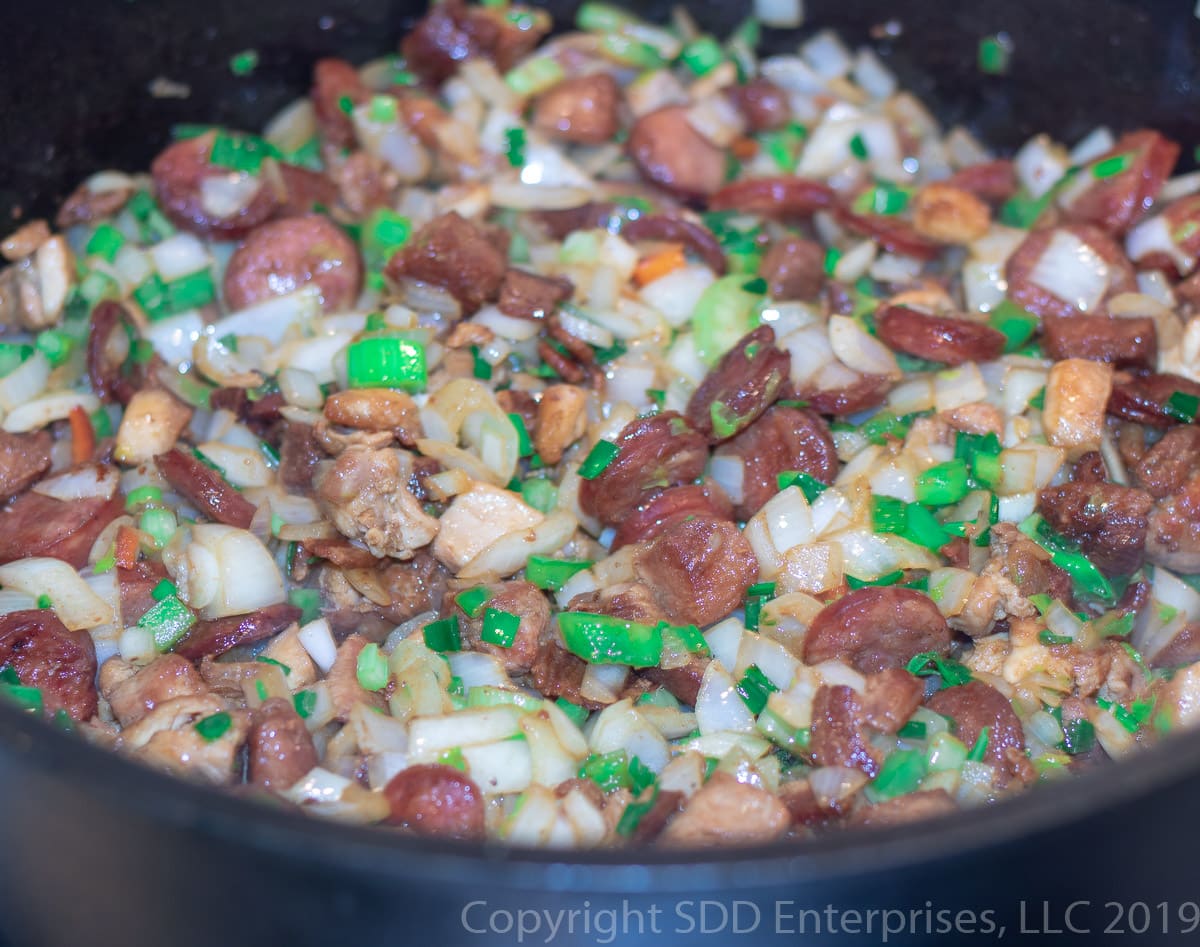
<box><xmin>3</xmin><ymin>2</ymin><xmax>1200</xmax><ymax>945</ymax></box>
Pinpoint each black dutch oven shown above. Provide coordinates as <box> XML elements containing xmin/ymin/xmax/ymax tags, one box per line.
<box><xmin>3</xmin><ymin>2</ymin><xmax>1200</xmax><ymax>945</ymax></box>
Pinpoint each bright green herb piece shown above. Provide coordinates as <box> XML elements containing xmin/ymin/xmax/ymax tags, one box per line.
<box><xmin>368</xmin><ymin>94</ymin><xmax>398</xmax><ymax>123</ymax></box>
<box><xmin>125</xmin><ymin>485</ymin><xmax>163</xmax><ymax>512</ymax></box>
<box><xmin>346</xmin><ymin>336</ymin><xmax>427</xmax><ymax>392</ymax></box>
<box><xmin>287</xmin><ymin>588</ymin><xmax>322</xmax><ymax>625</ymax></box>
<box><xmin>229</xmin><ymin>49</ymin><xmax>260</xmax><ymax>76</ymax></box>
<box><xmin>578</xmin><ymin>439</ymin><xmax>620</xmax><ymax>479</ymax></box>
<box><xmin>455</xmin><ymin>586</ymin><xmax>492</xmax><ymax>620</ymax></box>
<box><xmin>86</xmin><ymin>223</ymin><xmax>126</xmax><ymax>262</ymax></box>
<box><xmin>481</xmin><ymin>608</ymin><xmax>521</xmax><ymax>648</ymax></box>
<box><xmin>977</xmin><ymin>33</ymin><xmax>1013</xmax><ymax>75</ymax></box>
<box><xmin>521</xmin><ymin>477</ymin><xmax>558</xmax><ymax>513</ymax></box>
<box><xmin>1092</xmin><ymin>153</ymin><xmax>1132</xmax><ymax>179</ymax></box>
<box><xmin>557</xmin><ymin>612</ymin><xmax>663</xmax><ymax>667</ymax></box>
<box><xmin>356</xmin><ymin>643</ymin><xmax>389</xmax><ymax>691</ymax></box>
<box><xmin>776</xmin><ymin>470</ymin><xmax>828</xmax><ymax>502</ymax></box>
<box><xmin>906</xmin><ymin>651</ymin><xmax>972</xmax><ymax>687</ymax></box>
<box><xmin>691</xmin><ymin>274</ymin><xmax>762</xmax><ymax>366</ymax></box>
<box><xmin>870</xmin><ymin>749</ymin><xmax>928</xmax><ymax>800</ymax></box>
<box><xmin>848</xmin><ymin>133</ymin><xmax>869</xmax><ymax>160</ymax></box>
<box><xmin>509</xmin><ymin>413</ymin><xmax>534</xmax><ymax>457</ymax></box>
<box><xmin>1019</xmin><ymin>513</ymin><xmax>1115</xmax><ymax>604</ymax></box>
<box><xmin>555</xmin><ymin>697</ymin><xmax>589</xmax><ymax>727</ymax></box>
<box><xmin>680</xmin><ymin>35</ymin><xmax>724</xmax><ymax>76</ymax></box>
<box><xmin>897</xmin><ymin>719</ymin><xmax>927</xmax><ymax>740</ymax></box>
<box><xmin>504</xmin><ymin>127</ymin><xmax>527</xmax><ymax>167</ymax></box>
<box><xmin>138</xmin><ymin>594</ymin><xmax>196</xmax><ymax>652</ymax></box>
<box><xmin>987</xmin><ymin>300</ymin><xmax>1040</xmax><ymax>353</ymax></box>
<box><xmin>525</xmin><ymin>556</ymin><xmax>592</xmax><ymax>591</ymax></box>
<box><xmin>504</xmin><ymin>56</ymin><xmax>566</xmax><ymax>96</ymax></box>
<box><xmin>916</xmin><ymin>459</ymin><xmax>971</xmax><ymax>506</ymax></box>
<box><xmin>966</xmin><ymin>726</ymin><xmax>991</xmax><ymax>762</ymax></box>
<box><xmin>194</xmin><ymin>711</ymin><xmax>232</xmax><ymax>742</ymax></box>
<box><xmin>1164</xmin><ymin>390</ymin><xmax>1199</xmax><ymax>423</ymax></box>
<box><xmin>423</xmin><ymin>616</ymin><xmax>462</xmax><ymax>653</ymax></box>
<box><xmin>138</xmin><ymin>507</ymin><xmax>177</xmax><ymax>548</ymax></box>
<box><xmin>734</xmin><ymin>664</ymin><xmax>777</xmax><ymax>715</ymax></box>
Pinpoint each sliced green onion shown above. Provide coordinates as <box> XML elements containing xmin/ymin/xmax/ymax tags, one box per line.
<box><xmin>861</xmin><ymin>409</ymin><xmax>925</xmax><ymax>445</ymax></box>
<box><xmin>138</xmin><ymin>507</ymin><xmax>177</xmax><ymax>549</ymax></box>
<box><xmin>455</xmin><ymin>586</ymin><xmax>492</xmax><ymax>620</ymax></box>
<box><xmin>525</xmin><ymin>556</ymin><xmax>592</xmax><ymax>591</ymax></box>
<box><xmin>361</xmin><ymin>208</ymin><xmax>412</xmax><ymax>273</ymax></box>
<box><xmin>346</xmin><ymin>336</ymin><xmax>427</xmax><ymax>392</ymax></box>
<box><xmin>194</xmin><ymin>711</ymin><xmax>232</xmax><ymax>742</ymax></box>
<box><xmin>481</xmin><ymin>607</ymin><xmax>521</xmax><ymax>648</ymax></box>
<box><xmin>897</xmin><ymin>719</ymin><xmax>927</xmax><ymax>740</ymax></box>
<box><xmin>756</xmin><ymin>708</ymin><xmax>811</xmax><ymax>756</ymax></box>
<box><xmin>680</xmin><ymin>35</ymin><xmax>724</xmax><ymax>76</ymax></box>
<box><xmin>966</xmin><ymin>726</ymin><xmax>990</xmax><ymax>762</ymax></box>
<box><xmin>150</xmin><ymin>579</ymin><xmax>176</xmax><ymax>602</ymax></box>
<box><xmin>987</xmin><ymin>300</ymin><xmax>1040</xmax><ymax>353</ymax></box>
<box><xmin>599</xmin><ymin>33</ymin><xmax>664</xmax><ymax>69</ymax></box>
<box><xmin>508</xmin><ymin>413</ymin><xmax>534</xmax><ymax>457</ymax></box>
<box><xmin>85</xmin><ymin>223</ymin><xmax>126</xmax><ymax>263</ymax></box>
<box><xmin>93</xmin><ymin>551</ymin><xmax>116</xmax><ymax>575</ymax></box>
<box><xmin>659</xmin><ymin>622</ymin><xmax>710</xmax><ymax>656</ymax></box>
<box><xmin>36</xmin><ymin>594</ymin><xmax>52</xmax><ymax>610</ymax></box>
<box><xmin>521</xmin><ymin>477</ymin><xmax>558</xmax><ymax>513</ymax></box>
<box><xmin>578</xmin><ymin>440</ymin><xmax>620</xmax><ymax>479</ymax></box>
<box><xmin>692</xmin><ymin>274</ymin><xmax>763</xmax><ymax>366</ymax></box>
<box><xmin>356</xmin><ymin>643</ymin><xmax>389</xmax><ymax>691</ymax></box>
<box><xmin>1018</xmin><ymin>513</ymin><xmax>1115</xmax><ymax>604</ymax></box>
<box><xmin>125</xmin><ymin>485</ymin><xmax>163</xmax><ymax>511</ymax></box>
<box><xmin>1164</xmin><ymin>390</ymin><xmax>1200</xmax><ymax>423</ymax></box>
<box><xmin>916</xmin><ymin>459</ymin><xmax>971</xmax><ymax>506</ymax></box>
<box><xmin>1060</xmin><ymin>716</ymin><xmax>1096</xmax><ymax>755</ymax></box>
<box><xmin>616</xmin><ymin>786</ymin><xmax>661</xmax><ymax>837</ymax></box>
<box><xmin>1038</xmin><ymin>629</ymin><xmax>1073</xmax><ymax>646</ymax></box>
<box><xmin>977</xmin><ymin>33</ymin><xmax>1013</xmax><ymax>75</ymax></box>
<box><xmin>852</xmin><ymin>183</ymin><xmax>912</xmax><ymax>216</ymax></box>
<box><xmin>869</xmin><ymin>749</ymin><xmax>928</xmax><ymax>800</ymax></box>
<box><xmin>137</xmin><ymin>594</ymin><xmax>196</xmax><ymax>652</ymax></box>
<box><xmin>423</xmin><ymin>616</ymin><xmax>462</xmax><ymax>652</ymax></box>
<box><xmin>256</xmin><ymin>656</ymin><xmax>291</xmax><ymax>676</ymax></box>
<box><xmin>35</xmin><ymin>329</ymin><xmax>74</xmax><ymax>368</ymax></box>
<box><xmin>504</xmin><ymin>127</ymin><xmax>527</xmax><ymax>168</ymax></box>
<box><xmin>846</xmin><ymin>570</ymin><xmax>905</xmax><ymax>590</ymax></box>
<box><xmin>288</xmin><ymin>588</ymin><xmax>322</xmax><ymax>625</ymax></box>
<box><xmin>848</xmin><ymin>133</ymin><xmax>869</xmax><ymax>160</ymax></box>
<box><xmin>504</xmin><ymin>56</ymin><xmax>566</xmax><ymax>96</ymax></box>
<box><xmin>368</xmin><ymin>94</ymin><xmax>398</xmax><ymax>124</ymax></box>
<box><xmin>823</xmin><ymin>245</ymin><xmax>843</xmax><ymax>276</ymax></box>
<box><xmin>734</xmin><ymin>664</ymin><xmax>777</xmax><ymax>715</ymax></box>
<box><xmin>229</xmin><ymin>49</ymin><xmax>260</xmax><ymax>76</ymax></box>
<box><xmin>437</xmin><ymin>746</ymin><xmax>467</xmax><ymax>771</ymax></box>
<box><xmin>163</xmin><ymin>269</ymin><xmax>217</xmax><ymax>314</ymax></box>
<box><xmin>209</xmin><ymin>131</ymin><xmax>277</xmax><ymax>174</ymax></box>
<box><xmin>557</xmin><ymin>612</ymin><xmax>662</xmax><ymax>668</ymax></box>
<box><xmin>555</xmin><ymin>697</ymin><xmax>589</xmax><ymax>727</ymax></box>
<box><xmin>575</xmin><ymin>1</ymin><xmax>633</xmax><ymax>31</ymax></box>
<box><xmin>291</xmin><ymin>690</ymin><xmax>316</xmax><ymax>719</ymax></box>
<box><xmin>776</xmin><ymin>470</ymin><xmax>828</xmax><ymax>502</ymax></box>
<box><xmin>0</xmin><ymin>343</ymin><xmax>33</xmax><ymax>378</ymax></box>
<box><xmin>1092</xmin><ymin>153</ymin><xmax>1132</xmax><ymax>179</ymax></box>
<box><xmin>906</xmin><ymin>651</ymin><xmax>972</xmax><ymax>687</ymax></box>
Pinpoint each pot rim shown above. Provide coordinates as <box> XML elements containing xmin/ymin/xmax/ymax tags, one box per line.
<box><xmin>2</xmin><ymin>701</ymin><xmax>1197</xmax><ymax>891</ymax></box>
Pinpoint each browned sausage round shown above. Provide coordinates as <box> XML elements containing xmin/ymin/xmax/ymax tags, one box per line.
<box><xmin>0</xmin><ymin>609</ymin><xmax>98</xmax><ymax>721</ymax></box>
<box><xmin>578</xmin><ymin>412</ymin><xmax>708</xmax><ymax>525</ymax></box>
<box><xmin>276</xmin><ymin>163</ymin><xmax>341</xmax><ymax>218</ymax></box>
<box><xmin>1005</xmin><ymin>224</ymin><xmax>1137</xmax><ymax>321</ymax></box>
<box><xmin>945</xmin><ymin>159</ymin><xmax>1018</xmax><ymax>203</ymax></box>
<box><xmin>174</xmin><ymin>604</ymin><xmax>304</xmax><ymax>662</ymax></box>
<box><xmin>621</xmin><ymin>214</ymin><xmax>727</xmax><ymax>274</ymax></box>
<box><xmin>1146</xmin><ymin>474</ymin><xmax>1200</xmax><ymax>573</ymax></box>
<box><xmin>457</xmin><ymin>580</ymin><xmax>549</xmax><ymax>673</ymax></box>
<box><xmin>610</xmin><ymin>483</ymin><xmax>733</xmax><ymax>551</ymax></box>
<box><xmin>400</xmin><ymin>0</ymin><xmax>547</xmax><ymax>85</ymax></box>
<box><xmin>760</xmin><ymin>237</ymin><xmax>825</xmax><ymax>300</ymax></box>
<box><xmin>714</xmin><ymin>405</ymin><xmax>838</xmax><ymax>520</ymax></box>
<box><xmin>834</xmin><ymin>207</ymin><xmax>941</xmax><ymax>260</ymax></box>
<box><xmin>1036</xmin><ymin>481</ymin><xmax>1152</xmax><ymax>575</ymax></box>
<box><xmin>151</xmin><ymin>133</ymin><xmax>280</xmax><ymax>239</ymax></box>
<box><xmin>797</xmin><ymin>373</ymin><xmax>893</xmax><ymax>416</ymax></box>
<box><xmin>385</xmin><ymin>212</ymin><xmax>508</xmax><ymax>315</ymax></box>
<box><xmin>0</xmin><ymin>430</ymin><xmax>51</xmax><ymax>503</ymax></box>
<box><xmin>1134</xmin><ymin>426</ymin><xmax>1200</xmax><ymax>499</ymax></box>
<box><xmin>156</xmin><ymin>447</ymin><xmax>258</xmax><ymax>529</ymax></box>
<box><xmin>709</xmin><ymin>177</ymin><xmax>835</xmax><ymax>219</ymax></box>
<box><xmin>628</xmin><ymin>106</ymin><xmax>726</xmax><ymax>200</ymax></box>
<box><xmin>1042</xmin><ymin>314</ymin><xmax>1156</xmax><ymax>369</ymax></box>
<box><xmin>926</xmin><ymin>679</ymin><xmax>1026</xmax><ymax>783</ymax></box>
<box><xmin>223</xmin><ymin>214</ymin><xmax>363</xmax><ymax>312</ymax></box>
<box><xmin>635</xmin><ymin>517</ymin><xmax>758</xmax><ymax>627</ymax></box>
<box><xmin>803</xmin><ymin>587</ymin><xmax>951</xmax><ymax>674</ymax></box>
<box><xmin>248</xmin><ymin>697</ymin><xmax>319</xmax><ymax>791</ymax></box>
<box><xmin>875</xmin><ymin>305</ymin><xmax>1006</xmax><ymax>366</ymax></box>
<box><xmin>809</xmin><ymin>684</ymin><xmax>879</xmax><ymax>775</ymax></box>
<box><xmin>727</xmin><ymin>78</ymin><xmax>791</xmax><ymax>132</ymax></box>
<box><xmin>533</xmin><ymin>73</ymin><xmax>620</xmax><ymax>145</ymax></box>
<box><xmin>1060</xmin><ymin>129</ymin><xmax>1179</xmax><ymax>235</ymax></box>
<box><xmin>1107</xmin><ymin>372</ymin><xmax>1200</xmax><ymax>427</ymax></box>
<box><xmin>383</xmin><ymin>763</ymin><xmax>486</xmax><ymax>839</ymax></box>
<box><xmin>0</xmin><ymin>484</ymin><xmax>124</xmax><ymax>570</ymax></box>
<box><xmin>311</xmin><ymin>58</ymin><xmax>370</xmax><ymax>148</ymax></box>
<box><xmin>686</xmin><ymin>326</ymin><xmax>790</xmax><ymax>443</ymax></box>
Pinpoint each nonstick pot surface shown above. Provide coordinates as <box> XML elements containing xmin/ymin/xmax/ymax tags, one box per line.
<box><xmin>3</xmin><ymin>2</ymin><xmax>1200</xmax><ymax>945</ymax></box>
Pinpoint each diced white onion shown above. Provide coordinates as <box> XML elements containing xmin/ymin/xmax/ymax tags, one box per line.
<box><xmin>3</xmin><ymin>390</ymin><xmax>100</xmax><ymax>434</ymax></box>
<box><xmin>695</xmin><ymin>662</ymin><xmax>757</xmax><ymax>735</ymax></box>
<box><xmin>148</xmin><ymin>233</ymin><xmax>211</xmax><ymax>281</ymax></box>
<box><xmin>1027</xmin><ymin>229</ymin><xmax>1111</xmax><ymax>312</ymax></box>
<box><xmin>0</xmin><ymin>559</ymin><xmax>114</xmax><ymax>631</ymax></box>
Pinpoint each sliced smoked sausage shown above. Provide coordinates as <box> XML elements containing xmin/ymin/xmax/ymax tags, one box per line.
<box><xmin>532</xmin><ymin>74</ymin><xmax>621</xmax><ymax>145</ymax></box>
<box><xmin>577</xmin><ymin>412</ymin><xmax>707</xmax><ymax>524</ymax></box>
<box><xmin>686</xmin><ymin>326</ymin><xmax>790</xmax><ymax>443</ymax></box>
<box><xmin>223</xmin><ymin>214</ymin><xmax>363</xmax><ymax>312</ymax></box>
<box><xmin>875</xmin><ymin>305</ymin><xmax>1006</xmax><ymax>366</ymax></box>
<box><xmin>634</xmin><ymin>517</ymin><xmax>757</xmax><ymax>627</ymax></box>
<box><xmin>714</xmin><ymin>405</ymin><xmax>838</xmax><ymax>520</ymax></box>
<box><xmin>803</xmin><ymin>587</ymin><xmax>951</xmax><ymax>674</ymax></box>
<box><xmin>926</xmin><ymin>679</ymin><xmax>1027</xmax><ymax>784</ymax></box>
<box><xmin>628</xmin><ymin>105</ymin><xmax>726</xmax><ymax>200</ymax></box>
<box><xmin>0</xmin><ymin>485</ymin><xmax>124</xmax><ymax>570</ymax></box>
<box><xmin>248</xmin><ymin>697</ymin><xmax>319</xmax><ymax>791</ymax></box>
<box><xmin>383</xmin><ymin>763</ymin><xmax>486</xmax><ymax>839</ymax></box>
<box><xmin>0</xmin><ymin>609</ymin><xmax>98</xmax><ymax>721</ymax></box>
